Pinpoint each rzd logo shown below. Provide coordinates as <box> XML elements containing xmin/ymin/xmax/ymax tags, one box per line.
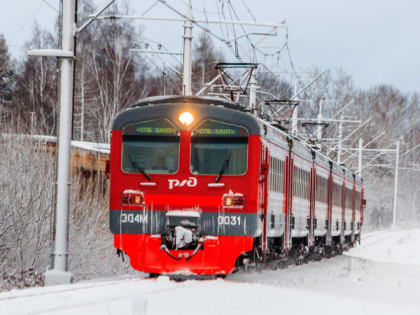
<box><xmin>168</xmin><ymin>177</ymin><xmax>197</xmax><ymax>189</ymax></box>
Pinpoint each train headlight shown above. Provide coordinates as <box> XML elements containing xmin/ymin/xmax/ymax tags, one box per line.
<box><xmin>224</xmin><ymin>196</ymin><xmax>233</xmax><ymax>206</ymax></box>
<box><xmin>222</xmin><ymin>192</ymin><xmax>245</xmax><ymax>209</ymax></box>
<box><xmin>179</xmin><ymin>111</ymin><xmax>194</xmax><ymax>126</ymax></box>
<box><xmin>121</xmin><ymin>190</ymin><xmax>144</xmax><ymax>206</ymax></box>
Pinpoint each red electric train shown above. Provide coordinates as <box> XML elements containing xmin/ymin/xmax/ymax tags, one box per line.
<box><xmin>109</xmin><ymin>96</ymin><xmax>364</xmax><ymax>276</ymax></box>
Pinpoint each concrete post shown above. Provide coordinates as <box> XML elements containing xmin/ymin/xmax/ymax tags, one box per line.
<box><xmin>392</xmin><ymin>140</ymin><xmax>400</xmax><ymax>228</ymax></box>
<box><xmin>182</xmin><ymin>0</ymin><xmax>193</xmax><ymax>96</ymax></box>
<box><xmin>45</xmin><ymin>0</ymin><xmax>75</xmax><ymax>285</ymax></box>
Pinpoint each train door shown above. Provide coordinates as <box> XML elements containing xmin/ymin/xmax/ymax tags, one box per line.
<box><xmin>361</xmin><ymin>188</ymin><xmax>365</xmax><ymax>226</ymax></box>
<box><xmin>326</xmin><ymin>163</ymin><xmax>333</xmax><ymax>246</ymax></box>
<box><xmin>340</xmin><ymin>179</ymin><xmax>346</xmax><ymax>244</ymax></box>
<box><xmin>260</xmin><ymin>146</ymin><xmax>270</xmax><ymax>258</ymax></box>
<box><xmin>283</xmin><ymin>140</ymin><xmax>293</xmax><ymax>250</ymax></box>
<box><xmin>351</xmin><ymin>177</ymin><xmax>356</xmax><ymax>243</ymax></box>
<box><xmin>308</xmin><ymin>163</ymin><xmax>316</xmax><ymax>247</ymax></box>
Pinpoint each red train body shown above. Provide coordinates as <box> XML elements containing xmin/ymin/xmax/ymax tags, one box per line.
<box><xmin>109</xmin><ymin>96</ymin><xmax>364</xmax><ymax>275</ymax></box>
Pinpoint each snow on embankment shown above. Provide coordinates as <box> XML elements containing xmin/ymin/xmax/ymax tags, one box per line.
<box><xmin>347</xmin><ymin>228</ymin><xmax>420</xmax><ymax>265</ymax></box>
<box><xmin>0</xmin><ymin>278</ymin><xmax>149</xmax><ymax>315</ymax></box>
<box><xmin>1</xmin><ymin>229</ymin><xmax>420</xmax><ymax>315</ymax></box>
<box><xmin>148</xmin><ymin>277</ymin><xmax>415</xmax><ymax>315</ymax></box>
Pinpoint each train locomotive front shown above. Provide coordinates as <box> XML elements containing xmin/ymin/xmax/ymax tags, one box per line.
<box><xmin>109</xmin><ymin>97</ymin><xmax>263</xmax><ymax>275</ymax></box>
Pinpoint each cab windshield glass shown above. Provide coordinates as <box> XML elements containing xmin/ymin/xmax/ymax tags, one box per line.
<box><xmin>122</xmin><ymin>119</ymin><xmax>179</xmax><ymax>174</ymax></box>
<box><xmin>190</xmin><ymin>120</ymin><xmax>248</xmax><ymax>175</ymax></box>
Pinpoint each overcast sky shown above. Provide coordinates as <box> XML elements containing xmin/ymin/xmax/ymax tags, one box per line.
<box><xmin>1</xmin><ymin>0</ymin><xmax>419</xmax><ymax>93</ymax></box>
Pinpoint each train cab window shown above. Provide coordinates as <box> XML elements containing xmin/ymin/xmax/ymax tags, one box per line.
<box><xmin>121</xmin><ymin>119</ymin><xmax>180</xmax><ymax>174</ymax></box>
<box><xmin>191</xmin><ymin>120</ymin><xmax>248</xmax><ymax>175</ymax></box>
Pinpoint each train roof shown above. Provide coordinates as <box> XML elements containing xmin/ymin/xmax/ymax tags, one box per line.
<box><xmin>131</xmin><ymin>95</ymin><xmax>244</xmax><ymax>111</ymax></box>
<box><xmin>114</xmin><ymin>96</ymin><xmax>363</xmax><ymax>184</ymax></box>
<box><xmin>113</xmin><ymin>96</ymin><xmax>259</xmax><ymax>133</ymax></box>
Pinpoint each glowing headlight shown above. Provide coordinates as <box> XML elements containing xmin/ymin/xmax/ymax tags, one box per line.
<box><xmin>179</xmin><ymin>111</ymin><xmax>194</xmax><ymax>126</ymax></box>
<box><xmin>121</xmin><ymin>190</ymin><xmax>144</xmax><ymax>206</ymax></box>
<box><xmin>222</xmin><ymin>194</ymin><xmax>245</xmax><ymax>209</ymax></box>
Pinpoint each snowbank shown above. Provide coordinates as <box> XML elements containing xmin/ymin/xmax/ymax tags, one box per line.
<box><xmin>1</xmin><ymin>229</ymin><xmax>420</xmax><ymax>315</ymax></box>
<box><xmin>0</xmin><ymin>278</ymin><xmax>147</xmax><ymax>315</ymax></box>
<box><xmin>348</xmin><ymin>228</ymin><xmax>420</xmax><ymax>265</ymax></box>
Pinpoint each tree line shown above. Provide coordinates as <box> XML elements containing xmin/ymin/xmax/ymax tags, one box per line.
<box><xmin>1</xmin><ymin>1</ymin><xmax>419</xmax><ymax>239</ymax></box>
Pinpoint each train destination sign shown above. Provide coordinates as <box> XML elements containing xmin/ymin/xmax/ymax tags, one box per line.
<box><xmin>124</xmin><ymin>119</ymin><xmax>178</xmax><ymax>136</ymax></box>
<box><xmin>193</xmin><ymin>120</ymin><xmax>248</xmax><ymax>137</ymax></box>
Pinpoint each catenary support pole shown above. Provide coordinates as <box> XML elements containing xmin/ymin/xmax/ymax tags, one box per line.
<box><xmin>337</xmin><ymin>115</ymin><xmax>343</xmax><ymax>164</ymax></box>
<box><xmin>357</xmin><ymin>138</ymin><xmax>363</xmax><ymax>176</ymax></box>
<box><xmin>182</xmin><ymin>0</ymin><xmax>193</xmax><ymax>96</ymax></box>
<box><xmin>317</xmin><ymin>99</ymin><xmax>323</xmax><ymax>150</ymax></box>
<box><xmin>45</xmin><ymin>0</ymin><xmax>75</xmax><ymax>285</ymax></box>
<box><xmin>249</xmin><ymin>71</ymin><xmax>257</xmax><ymax>113</ymax></box>
<box><xmin>291</xmin><ymin>78</ymin><xmax>298</xmax><ymax>135</ymax></box>
<box><xmin>392</xmin><ymin>140</ymin><xmax>400</xmax><ymax>228</ymax></box>
<box><xmin>80</xmin><ymin>62</ymin><xmax>85</xmax><ymax>141</ymax></box>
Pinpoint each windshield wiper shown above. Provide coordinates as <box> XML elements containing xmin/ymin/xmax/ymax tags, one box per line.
<box><xmin>216</xmin><ymin>150</ymin><xmax>232</xmax><ymax>183</ymax></box>
<box><xmin>128</xmin><ymin>154</ymin><xmax>152</xmax><ymax>181</ymax></box>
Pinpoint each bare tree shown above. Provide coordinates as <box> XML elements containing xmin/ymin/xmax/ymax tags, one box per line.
<box><xmin>191</xmin><ymin>32</ymin><xmax>224</xmax><ymax>95</ymax></box>
<box><xmin>0</xmin><ymin>134</ymin><xmax>134</xmax><ymax>291</ymax></box>
<box><xmin>12</xmin><ymin>23</ymin><xmax>58</xmax><ymax>135</ymax></box>
<box><xmin>0</xmin><ymin>34</ymin><xmax>15</xmax><ymax>129</ymax></box>
<box><xmin>74</xmin><ymin>2</ymin><xmax>149</xmax><ymax>143</ymax></box>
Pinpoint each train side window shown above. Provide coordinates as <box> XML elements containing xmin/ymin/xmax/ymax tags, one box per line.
<box><xmin>274</xmin><ymin>157</ymin><xmax>277</xmax><ymax>191</ymax></box>
<box><xmin>280</xmin><ymin>161</ymin><xmax>284</xmax><ymax>192</ymax></box>
<box><xmin>269</xmin><ymin>156</ymin><xmax>286</xmax><ymax>193</ymax></box>
<box><xmin>272</xmin><ymin>157</ymin><xmax>275</xmax><ymax>192</ymax></box>
<box><xmin>305</xmin><ymin>170</ymin><xmax>309</xmax><ymax>200</ymax></box>
<box><xmin>316</xmin><ymin>175</ymin><xmax>328</xmax><ymax>204</ymax></box>
<box><xmin>269</xmin><ymin>157</ymin><xmax>273</xmax><ymax>191</ymax></box>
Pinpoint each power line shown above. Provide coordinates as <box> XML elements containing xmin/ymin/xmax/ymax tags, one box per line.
<box><xmin>8</xmin><ymin>2</ymin><xmax>43</xmax><ymax>46</ymax></box>
<box><xmin>240</xmin><ymin>0</ymin><xmax>257</xmax><ymax>22</ymax></box>
<box><xmin>41</xmin><ymin>0</ymin><xmax>59</xmax><ymax>13</ymax></box>
<box><xmin>140</xmin><ymin>1</ymin><xmax>159</xmax><ymax>16</ymax></box>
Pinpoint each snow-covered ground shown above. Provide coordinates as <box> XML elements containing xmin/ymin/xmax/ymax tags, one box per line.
<box><xmin>1</xmin><ymin>229</ymin><xmax>420</xmax><ymax>315</ymax></box>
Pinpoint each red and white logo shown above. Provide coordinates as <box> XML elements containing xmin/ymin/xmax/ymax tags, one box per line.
<box><xmin>168</xmin><ymin>177</ymin><xmax>197</xmax><ymax>190</ymax></box>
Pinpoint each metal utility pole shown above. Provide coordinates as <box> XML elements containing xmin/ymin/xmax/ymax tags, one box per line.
<box><xmin>29</xmin><ymin>0</ymin><xmax>76</xmax><ymax>285</ymax></box>
<box><xmin>182</xmin><ymin>0</ymin><xmax>193</xmax><ymax>96</ymax></box>
<box><xmin>317</xmin><ymin>99</ymin><xmax>323</xmax><ymax>150</ymax></box>
<box><xmin>27</xmin><ymin>0</ymin><xmax>116</xmax><ymax>285</ymax></box>
<box><xmin>80</xmin><ymin>62</ymin><xmax>85</xmax><ymax>141</ymax></box>
<box><xmin>30</xmin><ymin>112</ymin><xmax>35</xmax><ymax>135</ymax></box>
<box><xmin>48</xmin><ymin>0</ymin><xmax>75</xmax><ymax>284</ymax></box>
<box><xmin>392</xmin><ymin>140</ymin><xmax>400</xmax><ymax>228</ymax></box>
<box><xmin>357</xmin><ymin>138</ymin><xmax>363</xmax><ymax>176</ymax></box>
<box><xmin>249</xmin><ymin>71</ymin><xmax>257</xmax><ymax>113</ymax></box>
<box><xmin>337</xmin><ymin>115</ymin><xmax>343</xmax><ymax>164</ymax></box>
<box><xmin>291</xmin><ymin>79</ymin><xmax>298</xmax><ymax>135</ymax></box>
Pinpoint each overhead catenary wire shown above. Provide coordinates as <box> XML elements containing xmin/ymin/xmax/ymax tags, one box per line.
<box><xmin>140</xmin><ymin>1</ymin><xmax>160</xmax><ymax>16</ymax></box>
<box><xmin>41</xmin><ymin>0</ymin><xmax>60</xmax><ymax>13</ymax></box>
<box><xmin>8</xmin><ymin>1</ymin><xmax>43</xmax><ymax>47</ymax></box>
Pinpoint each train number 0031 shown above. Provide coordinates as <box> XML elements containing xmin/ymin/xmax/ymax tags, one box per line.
<box><xmin>218</xmin><ymin>215</ymin><xmax>241</xmax><ymax>226</ymax></box>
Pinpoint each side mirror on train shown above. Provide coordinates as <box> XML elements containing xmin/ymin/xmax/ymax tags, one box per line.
<box><xmin>261</xmin><ymin>163</ymin><xmax>269</xmax><ymax>176</ymax></box>
<box><xmin>362</xmin><ymin>199</ymin><xmax>367</xmax><ymax>206</ymax></box>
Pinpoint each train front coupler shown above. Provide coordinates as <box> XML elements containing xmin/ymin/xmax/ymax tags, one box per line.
<box><xmin>160</xmin><ymin>210</ymin><xmax>203</xmax><ymax>260</ymax></box>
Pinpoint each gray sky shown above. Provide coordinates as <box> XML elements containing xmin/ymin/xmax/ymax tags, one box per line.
<box><xmin>1</xmin><ymin>0</ymin><xmax>419</xmax><ymax>93</ymax></box>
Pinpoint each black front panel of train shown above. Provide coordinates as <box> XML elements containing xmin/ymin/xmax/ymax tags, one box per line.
<box><xmin>109</xmin><ymin>210</ymin><xmax>258</xmax><ymax>237</ymax></box>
